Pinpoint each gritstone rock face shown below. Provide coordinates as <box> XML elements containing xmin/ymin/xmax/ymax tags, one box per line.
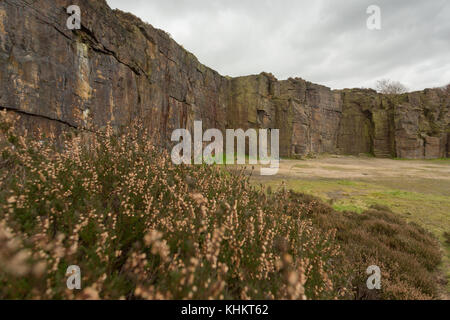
<box><xmin>0</xmin><ymin>0</ymin><xmax>448</xmax><ymax>158</ymax></box>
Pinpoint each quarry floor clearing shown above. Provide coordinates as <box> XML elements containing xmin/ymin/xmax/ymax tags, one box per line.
<box><xmin>249</xmin><ymin>156</ymin><xmax>450</xmax><ymax>298</ymax></box>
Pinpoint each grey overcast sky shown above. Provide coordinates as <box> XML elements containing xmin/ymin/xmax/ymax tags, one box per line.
<box><xmin>106</xmin><ymin>0</ymin><xmax>450</xmax><ymax>91</ymax></box>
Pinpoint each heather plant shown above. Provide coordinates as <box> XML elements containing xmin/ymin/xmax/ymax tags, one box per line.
<box><xmin>0</xmin><ymin>111</ymin><xmax>345</xmax><ymax>300</ymax></box>
<box><xmin>0</xmin><ymin>111</ymin><xmax>442</xmax><ymax>300</ymax></box>
<box><xmin>288</xmin><ymin>193</ymin><xmax>442</xmax><ymax>300</ymax></box>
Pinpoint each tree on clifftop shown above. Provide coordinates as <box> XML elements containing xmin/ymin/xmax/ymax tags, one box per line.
<box><xmin>375</xmin><ymin>79</ymin><xmax>408</xmax><ymax>94</ymax></box>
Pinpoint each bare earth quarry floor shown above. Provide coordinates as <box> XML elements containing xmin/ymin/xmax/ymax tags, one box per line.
<box><xmin>249</xmin><ymin>156</ymin><xmax>450</xmax><ymax>298</ymax></box>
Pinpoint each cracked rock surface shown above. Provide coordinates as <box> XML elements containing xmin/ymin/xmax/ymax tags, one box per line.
<box><xmin>0</xmin><ymin>0</ymin><xmax>448</xmax><ymax>158</ymax></box>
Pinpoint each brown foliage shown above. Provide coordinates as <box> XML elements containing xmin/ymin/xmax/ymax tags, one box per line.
<box><xmin>0</xmin><ymin>110</ymin><xmax>442</xmax><ymax>300</ymax></box>
<box><xmin>0</xmin><ymin>111</ymin><xmax>343</xmax><ymax>300</ymax></box>
<box><xmin>288</xmin><ymin>192</ymin><xmax>442</xmax><ymax>300</ymax></box>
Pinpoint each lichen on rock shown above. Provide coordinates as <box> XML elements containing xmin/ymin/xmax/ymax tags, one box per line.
<box><xmin>0</xmin><ymin>0</ymin><xmax>448</xmax><ymax>158</ymax></box>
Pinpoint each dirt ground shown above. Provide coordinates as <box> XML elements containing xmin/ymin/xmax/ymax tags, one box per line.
<box><xmin>268</xmin><ymin>156</ymin><xmax>450</xmax><ymax>181</ymax></box>
<box><xmin>249</xmin><ymin>155</ymin><xmax>450</xmax><ymax>298</ymax></box>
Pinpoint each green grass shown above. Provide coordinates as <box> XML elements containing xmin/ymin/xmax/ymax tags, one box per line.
<box><xmin>427</xmin><ymin>158</ymin><xmax>450</xmax><ymax>165</ymax></box>
<box><xmin>332</xmin><ymin>203</ymin><xmax>364</xmax><ymax>214</ymax></box>
<box><xmin>252</xmin><ymin>176</ymin><xmax>450</xmax><ymax>295</ymax></box>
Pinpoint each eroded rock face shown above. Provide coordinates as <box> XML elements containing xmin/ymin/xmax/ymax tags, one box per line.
<box><xmin>0</xmin><ymin>0</ymin><xmax>229</xmax><ymax>140</ymax></box>
<box><xmin>394</xmin><ymin>90</ymin><xmax>449</xmax><ymax>159</ymax></box>
<box><xmin>227</xmin><ymin>73</ymin><xmax>343</xmax><ymax>156</ymax></box>
<box><xmin>0</xmin><ymin>0</ymin><xmax>449</xmax><ymax>158</ymax></box>
<box><xmin>337</xmin><ymin>88</ymin><xmax>449</xmax><ymax>159</ymax></box>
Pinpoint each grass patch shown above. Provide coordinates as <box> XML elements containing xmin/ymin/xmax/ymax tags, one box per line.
<box><xmin>252</xmin><ymin>176</ymin><xmax>450</xmax><ymax>296</ymax></box>
<box><xmin>292</xmin><ymin>164</ymin><xmax>311</xmax><ymax>169</ymax></box>
<box><xmin>332</xmin><ymin>203</ymin><xmax>364</xmax><ymax>214</ymax></box>
<box><xmin>289</xmin><ymin>192</ymin><xmax>442</xmax><ymax>300</ymax></box>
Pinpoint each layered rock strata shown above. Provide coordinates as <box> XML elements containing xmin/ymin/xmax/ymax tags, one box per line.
<box><xmin>0</xmin><ymin>0</ymin><xmax>448</xmax><ymax>158</ymax></box>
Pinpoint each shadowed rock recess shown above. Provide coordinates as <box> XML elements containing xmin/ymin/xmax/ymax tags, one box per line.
<box><xmin>1</xmin><ymin>0</ymin><xmax>449</xmax><ymax>158</ymax></box>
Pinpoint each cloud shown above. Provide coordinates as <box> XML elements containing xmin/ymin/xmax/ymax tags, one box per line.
<box><xmin>106</xmin><ymin>0</ymin><xmax>450</xmax><ymax>91</ymax></box>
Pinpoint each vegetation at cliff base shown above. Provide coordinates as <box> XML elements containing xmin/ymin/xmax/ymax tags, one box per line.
<box><xmin>0</xmin><ymin>111</ymin><xmax>442</xmax><ymax>300</ymax></box>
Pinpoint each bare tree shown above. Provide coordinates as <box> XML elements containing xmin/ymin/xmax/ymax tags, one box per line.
<box><xmin>375</xmin><ymin>79</ymin><xmax>408</xmax><ymax>94</ymax></box>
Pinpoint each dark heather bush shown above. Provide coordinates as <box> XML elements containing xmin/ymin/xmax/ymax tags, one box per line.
<box><xmin>288</xmin><ymin>193</ymin><xmax>442</xmax><ymax>300</ymax></box>
<box><xmin>0</xmin><ymin>111</ymin><xmax>442</xmax><ymax>300</ymax></box>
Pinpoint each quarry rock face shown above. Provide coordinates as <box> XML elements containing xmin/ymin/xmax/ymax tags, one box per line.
<box><xmin>0</xmin><ymin>0</ymin><xmax>449</xmax><ymax>158</ymax></box>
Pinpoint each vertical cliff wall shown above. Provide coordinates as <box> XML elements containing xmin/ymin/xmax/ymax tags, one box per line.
<box><xmin>337</xmin><ymin>88</ymin><xmax>449</xmax><ymax>159</ymax></box>
<box><xmin>0</xmin><ymin>0</ymin><xmax>449</xmax><ymax>158</ymax></box>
